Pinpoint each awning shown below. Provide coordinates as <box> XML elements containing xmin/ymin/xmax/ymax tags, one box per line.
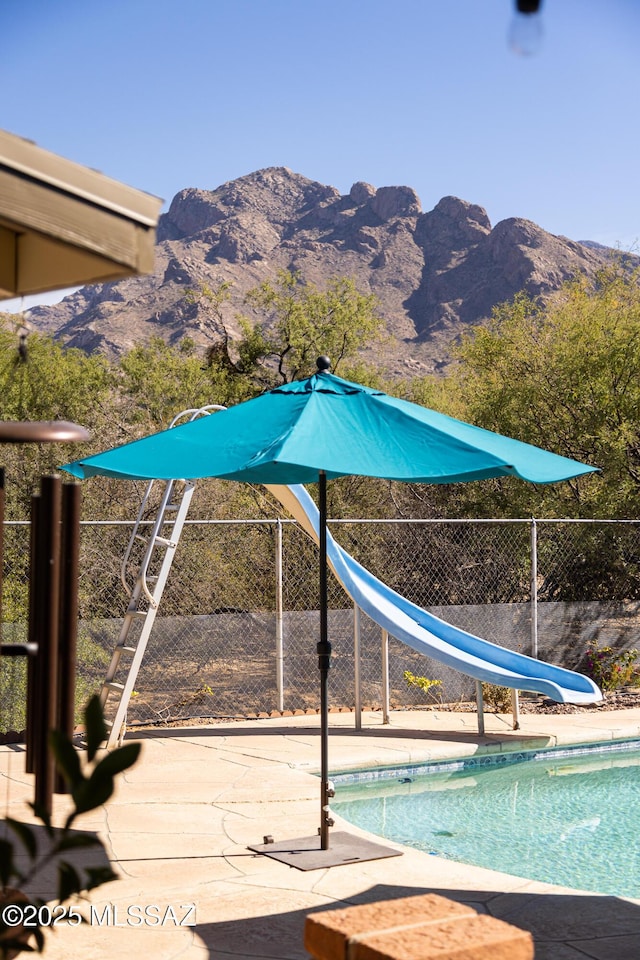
<box><xmin>0</xmin><ymin>129</ymin><xmax>162</xmax><ymax>300</ymax></box>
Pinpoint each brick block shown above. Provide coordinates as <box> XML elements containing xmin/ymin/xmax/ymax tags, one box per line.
<box><xmin>305</xmin><ymin>894</ymin><xmax>534</xmax><ymax>960</ymax></box>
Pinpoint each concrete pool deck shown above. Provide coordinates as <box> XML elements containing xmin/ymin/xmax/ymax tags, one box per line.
<box><xmin>2</xmin><ymin>707</ymin><xmax>640</xmax><ymax>959</ymax></box>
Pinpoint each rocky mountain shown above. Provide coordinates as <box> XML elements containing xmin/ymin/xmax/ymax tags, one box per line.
<box><xmin>28</xmin><ymin>167</ymin><xmax>619</xmax><ymax>376</ymax></box>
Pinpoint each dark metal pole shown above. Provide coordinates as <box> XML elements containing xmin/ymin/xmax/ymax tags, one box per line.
<box><xmin>317</xmin><ymin>470</ymin><xmax>333</xmax><ymax>850</ymax></box>
<box><xmin>55</xmin><ymin>482</ymin><xmax>81</xmax><ymax>794</ymax></box>
<box><xmin>25</xmin><ymin>495</ymin><xmax>40</xmax><ymax>775</ymax></box>
<box><xmin>0</xmin><ymin>420</ymin><xmax>88</xmax><ymax>800</ymax></box>
<box><xmin>34</xmin><ymin>476</ymin><xmax>61</xmax><ymax>816</ymax></box>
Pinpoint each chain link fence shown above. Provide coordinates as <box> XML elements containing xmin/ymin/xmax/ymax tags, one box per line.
<box><xmin>2</xmin><ymin>515</ymin><xmax>640</xmax><ymax>732</ymax></box>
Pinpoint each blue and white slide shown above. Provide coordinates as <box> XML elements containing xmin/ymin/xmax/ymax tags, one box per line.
<box><xmin>266</xmin><ymin>483</ymin><xmax>602</xmax><ymax>704</ymax></box>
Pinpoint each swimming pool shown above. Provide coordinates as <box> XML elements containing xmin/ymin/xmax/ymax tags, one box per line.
<box><xmin>333</xmin><ymin>740</ymin><xmax>640</xmax><ymax>898</ymax></box>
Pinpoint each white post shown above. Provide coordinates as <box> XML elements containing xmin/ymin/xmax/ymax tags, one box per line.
<box><xmin>381</xmin><ymin>628</ymin><xmax>390</xmax><ymax>724</ymax></box>
<box><xmin>475</xmin><ymin>680</ymin><xmax>485</xmax><ymax>736</ymax></box>
<box><xmin>530</xmin><ymin>517</ymin><xmax>538</xmax><ymax>659</ymax></box>
<box><xmin>275</xmin><ymin>519</ymin><xmax>284</xmax><ymax>712</ymax></box>
<box><xmin>353</xmin><ymin>602</ymin><xmax>362</xmax><ymax>731</ymax></box>
<box><xmin>511</xmin><ymin>688</ymin><xmax>520</xmax><ymax>730</ymax></box>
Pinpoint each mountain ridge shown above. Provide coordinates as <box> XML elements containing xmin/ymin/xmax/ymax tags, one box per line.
<box><xmin>26</xmin><ymin>167</ymin><xmax>624</xmax><ymax>376</ymax></box>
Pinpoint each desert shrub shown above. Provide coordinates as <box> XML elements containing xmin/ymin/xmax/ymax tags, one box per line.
<box><xmin>584</xmin><ymin>639</ymin><xmax>638</xmax><ymax>692</ymax></box>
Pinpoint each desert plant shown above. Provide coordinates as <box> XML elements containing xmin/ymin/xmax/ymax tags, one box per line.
<box><xmin>584</xmin><ymin>639</ymin><xmax>639</xmax><ymax>692</ymax></box>
<box><xmin>403</xmin><ymin>670</ymin><xmax>442</xmax><ymax>704</ymax></box>
<box><xmin>481</xmin><ymin>683</ymin><xmax>512</xmax><ymax>712</ymax></box>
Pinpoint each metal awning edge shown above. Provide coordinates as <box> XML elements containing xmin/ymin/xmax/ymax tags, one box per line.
<box><xmin>0</xmin><ymin>129</ymin><xmax>162</xmax><ymax>227</ymax></box>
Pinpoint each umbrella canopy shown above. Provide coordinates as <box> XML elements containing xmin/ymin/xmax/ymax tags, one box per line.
<box><xmin>63</xmin><ymin>367</ymin><xmax>596</xmax><ymax>485</ymax></box>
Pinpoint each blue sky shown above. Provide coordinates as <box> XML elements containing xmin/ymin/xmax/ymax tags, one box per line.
<box><xmin>2</xmin><ymin>0</ymin><xmax>639</xmax><ymax>307</ymax></box>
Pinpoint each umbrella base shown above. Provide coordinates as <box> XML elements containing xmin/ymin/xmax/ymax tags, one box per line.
<box><xmin>248</xmin><ymin>831</ymin><xmax>402</xmax><ymax>871</ymax></box>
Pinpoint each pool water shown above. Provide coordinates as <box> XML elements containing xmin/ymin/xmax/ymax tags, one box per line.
<box><xmin>333</xmin><ymin>745</ymin><xmax>640</xmax><ymax>897</ymax></box>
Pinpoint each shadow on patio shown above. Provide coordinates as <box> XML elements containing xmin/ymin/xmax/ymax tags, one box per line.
<box><xmin>193</xmin><ymin>882</ymin><xmax>640</xmax><ymax>960</ymax></box>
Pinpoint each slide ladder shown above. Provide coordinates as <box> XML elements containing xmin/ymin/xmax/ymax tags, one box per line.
<box><xmin>100</xmin><ymin>404</ymin><xmax>223</xmax><ymax>747</ymax></box>
<box><xmin>100</xmin><ymin>476</ymin><xmax>196</xmax><ymax>746</ymax></box>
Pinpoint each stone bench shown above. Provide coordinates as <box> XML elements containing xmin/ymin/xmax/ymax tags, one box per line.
<box><xmin>305</xmin><ymin>892</ymin><xmax>534</xmax><ymax>960</ymax></box>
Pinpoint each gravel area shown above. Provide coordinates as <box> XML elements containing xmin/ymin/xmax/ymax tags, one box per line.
<box><xmin>440</xmin><ymin>688</ymin><xmax>640</xmax><ymax>716</ymax></box>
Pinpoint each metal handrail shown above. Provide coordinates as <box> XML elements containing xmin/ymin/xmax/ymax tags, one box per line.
<box><xmin>118</xmin><ymin>404</ymin><xmax>226</xmax><ymax>598</ymax></box>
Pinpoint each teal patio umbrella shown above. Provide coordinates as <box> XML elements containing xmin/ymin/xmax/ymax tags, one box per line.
<box><xmin>62</xmin><ymin>357</ymin><xmax>598</xmax><ymax>856</ymax></box>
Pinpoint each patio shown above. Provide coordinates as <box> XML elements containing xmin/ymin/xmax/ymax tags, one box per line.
<box><xmin>2</xmin><ymin>707</ymin><xmax>640</xmax><ymax>960</ymax></box>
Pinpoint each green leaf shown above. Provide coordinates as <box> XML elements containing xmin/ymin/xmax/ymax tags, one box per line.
<box><xmin>57</xmin><ymin>860</ymin><xmax>82</xmax><ymax>902</ymax></box>
<box><xmin>92</xmin><ymin>742</ymin><xmax>141</xmax><ymax>780</ymax></box>
<box><xmin>84</xmin><ymin>695</ymin><xmax>107</xmax><ymax>762</ymax></box>
<box><xmin>49</xmin><ymin>729</ymin><xmax>83</xmax><ymax>789</ymax></box>
<box><xmin>71</xmin><ymin>774</ymin><xmax>114</xmax><ymax>816</ymax></box>
<box><xmin>6</xmin><ymin>817</ymin><xmax>37</xmax><ymax>860</ymax></box>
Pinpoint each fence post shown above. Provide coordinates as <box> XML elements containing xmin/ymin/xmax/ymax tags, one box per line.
<box><xmin>381</xmin><ymin>628</ymin><xmax>390</xmax><ymax>724</ymax></box>
<box><xmin>511</xmin><ymin>688</ymin><xmax>520</xmax><ymax>730</ymax></box>
<box><xmin>475</xmin><ymin>680</ymin><xmax>485</xmax><ymax>737</ymax></box>
<box><xmin>275</xmin><ymin>519</ymin><xmax>284</xmax><ymax>712</ymax></box>
<box><xmin>530</xmin><ymin>518</ymin><xmax>538</xmax><ymax>659</ymax></box>
<box><xmin>353</xmin><ymin>603</ymin><xmax>362</xmax><ymax>730</ymax></box>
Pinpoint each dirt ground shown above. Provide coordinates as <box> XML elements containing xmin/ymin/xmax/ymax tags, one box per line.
<box><xmin>444</xmin><ymin>688</ymin><xmax>640</xmax><ymax>716</ymax></box>
<box><xmin>518</xmin><ymin>688</ymin><xmax>640</xmax><ymax>714</ymax></box>
<box><xmin>117</xmin><ymin>688</ymin><xmax>640</xmax><ymax>734</ymax></box>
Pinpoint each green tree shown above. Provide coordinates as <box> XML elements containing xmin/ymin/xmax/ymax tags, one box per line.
<box><xmin>230</xmin><ymin>270</ymin><xmax>386</xmax><ymax>385</ymax></box>
<box><xmin>118</xmin><ymin>336</ymin><xmax>221</xmax><ymax>430</ymax></box>
<box><xmin>183</xmin><ymin>279</ymin><xmax>232</xmax><ymax>337</ymax></box>
<box><xmin>450</xmin><ymin>265</ymin><xmax>640</xmax><ymax>518</ymax></box>
<box><xmin>0</xmin><ymin>317</ymin><xmax>112</xmax><ymax>427</ymax></box>
<box><xmin>0</xmin><ymin>317</ymin><xmax>114</xmax><ymax>517</ymax></box>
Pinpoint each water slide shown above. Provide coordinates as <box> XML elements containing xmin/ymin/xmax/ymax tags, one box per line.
<box><xmin>265</xmin><ymin>484</ymin><xmax>602</xmax><ymax>704</ymax></box>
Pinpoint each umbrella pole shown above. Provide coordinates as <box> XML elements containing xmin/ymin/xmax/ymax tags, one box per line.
<box><xmin>318</xmin><ymin>470</ymin><xmax>333</xmax><ymax>850</ymax></box>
